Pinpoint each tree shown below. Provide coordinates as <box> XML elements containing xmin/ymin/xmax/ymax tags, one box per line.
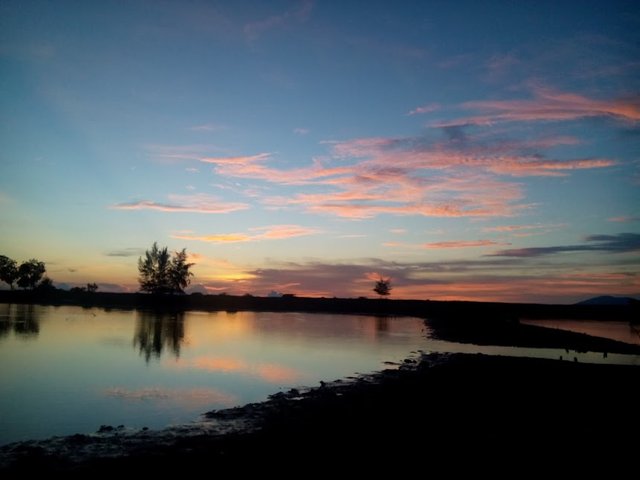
<box><xmin>35</xmin><ymin>276</ymin><xmax>57</xmax><ymax>293</ymax></box>
<box><xmin>86</xmin><ymin>282</ymin><xmax>98</xmax><ymax>293</ymax></box>
<box><xmin>0</xmin><ymin>255</ymin><xmax>18</xmax><ymax>289</ymax></box>
<box><xmin>17</xmin><ymin>259</ymin><xmax>46</xmax><ymax>290</ymax></box>
<box><xmin>138</xmin><ymin>242</ymin><xmax>194</xmax><ymax>294</ymax></box>
<box><xmin>373</xmin><ymin>277</ymin><xmax>392</xmax><ymax>298</ymax></box>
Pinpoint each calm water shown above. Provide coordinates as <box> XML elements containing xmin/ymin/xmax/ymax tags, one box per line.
<box><xmin>521</xmin><ymin>318</ymin><xmax>640</xmax><ymax>346</ymax></box>
<box><xmin>1</xmin><ymin>305</ymin><xmax>638</xmax><ymax>446</ymax></box>
<box><xmin>0</xmin><ymin>305</ymin><xmax>427</xmax><ymax>445</ymax></box>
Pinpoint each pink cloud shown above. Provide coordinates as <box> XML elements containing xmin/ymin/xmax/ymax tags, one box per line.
<box><xmin>111</xmin><ymin>194</ymin><xmax>249</xmax><ymax>214</ymax></box>
<box><xmin>436</xmin><ymin>86</ymin><xmax>640</xmax><ymax>127</ymax></box>
<box><xmin>250</xmin><ymin>224</ymin><xmax>321</xmax><ymax>239</ymax></box>
<box><xmin>154</xmin><ymin>99</ymin><xmax>615</xmax><ymax>221</ymax></box>
<box><xmin>173</xmin><ymin>224</ymin><xmax>320</xmax><ymax>243</ymax></box>
<box><xmin>327</xmin><ymin>134</ymin><xmax>613</xmax><ymax>179</ymax></box>
<box><xmin>485</xmin><ymin>157</ymin><xmax>616</xmax><ymax>177</ymax></box>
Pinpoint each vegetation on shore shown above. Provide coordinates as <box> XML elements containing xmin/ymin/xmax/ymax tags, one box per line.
<box><xmin>0</xmin><ymin>288</ymin><xmax>637</xmax><ymax>323</ymax></box>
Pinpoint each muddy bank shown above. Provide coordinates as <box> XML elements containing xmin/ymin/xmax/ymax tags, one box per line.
<box><xmin>426</xmin><ymin>316</ymin><xmax>640</xmax><ymax>353</ymax></box>
<box><xmin>2</xmin><ymin>351</ymin><xmax>638</xmax><ymax>475</ymax></box>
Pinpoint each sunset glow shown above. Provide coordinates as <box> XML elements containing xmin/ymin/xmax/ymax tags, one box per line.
<box><xmin>1</xmin><ymin>1</ymin><xmax>638</xmax><ymax>303</ymax></box>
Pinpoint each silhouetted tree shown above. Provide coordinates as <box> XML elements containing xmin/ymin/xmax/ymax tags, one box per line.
<box><xmin>87</xmin><ymin>282</ymin><xmax>98</xmax><ymax>293</ymax></box>
<box><xmin>0</xmin><ymin>255</ymin><xmax>18</xmax><ymax>289</ymax></box>
<box><xmin>138</xmin><ymin>242</ymin><xmax>194</xmax><ymax>294</ymax></box>
<box><xmin>17</xmin><ymin>259</ymin><xmax>46</xmax><ymax>290</ymax></box>
<box><xmin>373</xmin><ymin>277</ymin><xmax>392</xmax><ymax>298</ymax></box>
<box><xmin>34</xmin><ymin>276</ymin><xmax>56</xmax><ymax>293</ymax></box>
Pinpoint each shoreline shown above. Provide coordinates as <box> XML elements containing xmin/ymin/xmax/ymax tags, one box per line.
<box><xmin>2</xmin><ymin>301</ymin><xmax>640</xmax><ymax>474</ymax></box>
<box><xmin>2</xmin><ymin>350</ymin><xmax>639</xmax><ymax>474</ymax></box>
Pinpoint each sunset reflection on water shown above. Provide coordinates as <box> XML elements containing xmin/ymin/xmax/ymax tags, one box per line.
<box><xmin>0</xmin><ymin>305</ymin><xmax>426</xmax><ymax>445</ymax></box>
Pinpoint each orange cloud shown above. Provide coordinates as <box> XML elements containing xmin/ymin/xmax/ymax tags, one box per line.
<box><xmin>435</xmin><ymin>86</ymin><xmax>640</xmax><ymax>127</ymax></box>
<box><xmin>173</xmin><ymin>225</ymin><xmax>320</xmax><ymax>243</ymax></box>
<box><xmin>175</xmin><ymin>233</ymin><xmax>252</xmax><ymax>243</ymax></box>
<box><xmin>112</xmin><ymin>194</ymin><xmax>248</xmax><ymax>214</ymax></box>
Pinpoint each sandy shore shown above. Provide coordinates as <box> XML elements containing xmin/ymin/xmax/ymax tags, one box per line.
<box><xmin>1</xmin><ymin>318</ymin><xmax>639</xmax><ymax>475</ymax></box>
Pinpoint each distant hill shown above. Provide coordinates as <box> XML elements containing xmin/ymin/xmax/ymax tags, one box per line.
<box><xmin>576</xmin><ymin>296</ymin><xmax>638</xmax><ymax>306</ymax></box>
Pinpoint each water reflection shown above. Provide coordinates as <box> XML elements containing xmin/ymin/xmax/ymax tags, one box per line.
<box><xmin>0</xmin><ymin>304</ymin><xmax>41</xmax><ymax>339</ymax></box>
<box><xmin>133</xmin><ymin>310</ymin><xmax>185</xmax><ymax>362</ymax></box>
<box><xmin>375</xmin><ymin>316</ymin><xmax>389</xmax><ymax>333</ymax></box>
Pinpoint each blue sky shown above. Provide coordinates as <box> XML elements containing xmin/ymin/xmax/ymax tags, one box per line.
<box><xmin>1</xmin><ymin>0</ymin><xmax>639</xmax><ymax>302</ymax></box>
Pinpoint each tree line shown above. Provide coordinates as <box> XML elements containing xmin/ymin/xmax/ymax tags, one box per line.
<box><xmin>2</xmin><ymin>243</ymin><xmax>392</xmax><ymax>297</ymax></box>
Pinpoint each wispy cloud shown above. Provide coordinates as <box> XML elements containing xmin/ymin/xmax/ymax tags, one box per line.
<box><xmin>482</xmin><ymin>223</ymin><xmax>566</xmax><ymax>237</ymax></box>
<box><xmin>243</xmin><ymin>0</ymin><xmax>313</xmax><ymax>42</ymax></box>
<box><xmin>172</xmin><ymin>224</ymin><xmax>321</xmax><ymax>243</ymax></box>
<box><xmin>293</xmin><ymin>127</ymin><xmax>310</xmax><ymax>135</ymax></box>
<box><xmin>111</xmin><ymin>194</ymin><xmax>249</xmax><ymax>214</ymax></box>
<box><xmin>608</xmin><ymin>215</ymin><xmax>640</xmax><ymax>223</ymax></box>
<box><xmin>423</xmin><ymin>240</ymin><xmax>507</xmax><ymax>249</ymax></box>
<box><xmin>407</xmin><ymin>103</ymin><xmax>440</xmax><ymax>116</ymax></box>
<box><xmin>105</xmin><ymin>248</ymin><xmax>145</xmax><ymax>257</ymax></box>
<box><xmin>157</xmin><ymin>86</ymin><xmax>617</xmax><ymax>221</ymax></box>
<box><xmin>189</xmin><ymin>123</ymin><xmax>223</xmax><ymax>132</ymax></box>
<box><xmin>490</xmin><ymin>233</ymin><xmax>640</xmax><ymax>257</ymax></box>
<box><xmin>384</xmin><ymin>240</ymin><xmax>508</xmax><ymax>249</ymax></box>
<box><xmin>435</xmin><ymin>85</ymin><xmax>640</xmax><ymax>127</ymax></box>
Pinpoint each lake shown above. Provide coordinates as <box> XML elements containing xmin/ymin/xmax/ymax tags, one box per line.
<box><xmin>1</xmin><ymin>304</ymin><xmax>638</xmax><ymax>446</ymax></box>
<box><xmin>0</xmin><ymin>305</ymin><xmax>427</xmax><ymax>445</ymax></box>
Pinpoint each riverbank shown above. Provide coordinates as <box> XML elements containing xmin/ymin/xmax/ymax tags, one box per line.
<box><xmin>1</xmin><ymin>349</ymin><xmax>638</xmax><ymax>475</ymax></box>
<box><xmin>1</xmin><ymin>298</ymin><xmax>639</xmax><ymax>475</ymax></box>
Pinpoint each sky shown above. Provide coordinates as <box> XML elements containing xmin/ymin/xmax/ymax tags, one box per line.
<box><xmin>1</xmin><ymin>0</ymin><xmax>639</xmax><ymax>303</ymax></box>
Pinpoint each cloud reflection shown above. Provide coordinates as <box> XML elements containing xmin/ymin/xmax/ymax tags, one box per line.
<box><xmin>178</xmin><ymin>355</ymin><xmax>302</xmax><ymax>384</ymax></box>
<box><xmin>104</xmin><ymin>386</ymin><xmax>236</xmax><ymax>408</ymax></box>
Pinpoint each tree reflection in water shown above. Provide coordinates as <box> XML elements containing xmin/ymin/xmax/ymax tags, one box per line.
<box><xmin>0</xmin><ymin>303</ymin><xmax>41</xmax><ymax>339</ymax></box>
<box><xmin>133</xmin><ymin>310</ymin><xmax>185</xmax><ymax>362</ymax></box>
